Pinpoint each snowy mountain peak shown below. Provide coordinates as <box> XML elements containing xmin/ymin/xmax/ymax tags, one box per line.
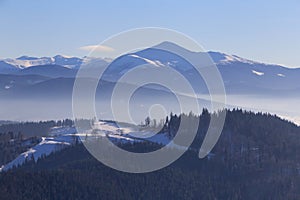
<box><xmin>53</xmin><ymin>55</ymin><xmax>77</xmax><ymax>60</ymax></box>
<box><xmin>207</xmin><ymin>51</ymin><xmax>257</xmax><ymax>65</ymax></box>
<box><xmin>152</xmin><ymin>41</ymin><xmax>198</xmax><ymax>55</ymax></box>
<box><xmin>152</xmin><ymin>42</ymin><xmax>259</xmax><ymax>66</ymax></box>
<box><xmin>154</xmin><ymin>41</ymin><xmax>187</xmax><ymax>49</ymax></box>
<box><xmin>1</xmin><ymin>55</ymin><xmax>83</xmax><ymax>69</ymax></box>
<box><xmin>16</xmin><ymin>56</ymin><xmax>39</xmax><ymax>60</ymax></box>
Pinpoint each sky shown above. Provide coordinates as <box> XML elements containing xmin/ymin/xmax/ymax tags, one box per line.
<box><xmin>0</xmin><ymin>0</ymin><xmax>300</xmax><ymax>68</ymax></box>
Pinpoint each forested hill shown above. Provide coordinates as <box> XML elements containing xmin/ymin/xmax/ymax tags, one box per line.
<box><xmin>0</xmin><ymin>109</ymin><xmax>300</xmax><ymax>199</ymax></box>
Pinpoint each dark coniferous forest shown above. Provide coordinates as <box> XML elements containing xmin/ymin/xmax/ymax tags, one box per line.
<box><xmin>0</xmin><ymin>109</ymin><xmax>300</xmax><ymax>199</ymax></box>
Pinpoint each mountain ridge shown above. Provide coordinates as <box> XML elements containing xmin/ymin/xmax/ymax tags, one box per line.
<box><xmin>1</xmin><ymin>42</ymin><xmax>300</xmax><ymax>96</ymax></box>
<box><xmin>1</xmin><ymin>47</ymin><xmax>298</xmax><ymax>71</ymax></box>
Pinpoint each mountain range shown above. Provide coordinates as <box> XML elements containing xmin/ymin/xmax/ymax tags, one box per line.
<box><xmin>1</xmin><ymin>41</ymin><xmax>299</xmax><ymax>98</ymax></box>
<box><xmin>0</xmin><ymin>42</ymin><xmax>299</xmax><ymax>122</ymax></box>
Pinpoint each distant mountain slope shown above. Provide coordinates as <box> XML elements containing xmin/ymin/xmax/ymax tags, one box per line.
<box><xmin>1</xmin><ymin>43</ymin><xmax>299</xmax><ymax>96</ymax></box>
<box><xmin>0</xmin><ymin>74</ymin><xmax>50</xmax><ymax>94</ymax></box>
<box><xmin>0</xmin><ymin>42</ymin><xmax>300</xmax><ymax>122</ymax></box>
<box><xmin>0</xmin><ymin>61</ymin><xmax>19</xmax><ymax>74</ymax></box>
<box><xmin>2</xmin><ymin>55</ymin><xmax>81</xmax><ymax>69</ymax></box>
<box><xmin>16</xmin><ymin>64</ymin><xmax>77</xmax><ymax>78</ymax></box>
<box><xmin>0</xmin><ymin>55</ymin><xmax>110</xmax><ymax>68</ymax></box>
<box><xmin>102</xmin><ymin>42</ymin><xmax>300</xmax><ymax>94</ymax></box>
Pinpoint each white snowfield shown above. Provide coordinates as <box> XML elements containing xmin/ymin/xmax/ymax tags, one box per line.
<box><xmin>0</xmin><ymin>127</ymin><xmax>77</xmax><ymax>172</ymax></box>
<box><xmin>129</xmin><ymin>54</ymin><xmax>165</xmax><ymax>67</ymax></box>
<box><xmin>91</xmin><ymin>121</ymin><xmax>171</xmax><ymax>144</ymax></box>
<box><xmin>0</xmin><ymin>121</ymin><xmax>178</xmax><ymax>172</ymax></box>
<box><xmin>1</xmin><ymin>55</ymin><xmax>76</xmax><ymax>69</ymax></box>
<box><xmin>252</xmin><ymin>70</ymin><xmax>264</xmax><ymax>76</ymax></box>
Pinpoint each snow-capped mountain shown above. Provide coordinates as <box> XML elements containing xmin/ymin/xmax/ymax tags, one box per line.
<box><xmin>100</xmin><ymin>41</ymin><xmax>300</xmax><ymax>95</ymax></box>
<box><xmin>0</xmin><ymin>55</ymin><xmax>110</xmax><ymax>76</ymax></box>
<box><xmin>1</xmin><ymin>42</ymin><xmax>300</xmax><ymax>97</ymax></box>
<box><xmin>0</xmin><ymin>42</ymin><xmax>300</xmax><ymax>125</ymax></box>
<box><xmin>2</xmin><ymin>55</ymin><xmax>81</xmax><ymax>69</ymax></box>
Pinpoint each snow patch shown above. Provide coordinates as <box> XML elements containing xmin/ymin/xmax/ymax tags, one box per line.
<box><xmin>217</xmin><ymin>54</ymin><xmax>257</xmax><ymax>65</ymax></box>
<box><xmin>92</xmin><ymin>121</ymin><xmax>187</xmax><ymax>150</ymax></box>
<box><xmin>1</xmin><ymin>121</ymin><xmax>190</xmax><ymax>172</ymax></box>
<box><xmin>252</xmin><ymin>70</ymin><xmax>264</xmax><ymax>76</ymax></box>
<box><xmin>0</xmin><ymin>126</ymin><xmax>77</xmax><ymax>172</ymax></box>
<box><xmin>129</xmin><ymin>54</ymin><xmax>165</xmax><ymax>67</ymax></box>
<box><xmin>3</xmin><ymin>57</ymin><xmax>53</xmax><ymax>68</ymax></box>
<box><xmin>277</xmin><ymin>73</ymin><xmax>285</xmax><ymax>77</ymax></box>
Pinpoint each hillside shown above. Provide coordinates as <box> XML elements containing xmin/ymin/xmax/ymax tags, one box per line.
<box><xmin>0</xmin><ymin>109</ymin><xmax>300</xmax><ymax>199</ymax></box>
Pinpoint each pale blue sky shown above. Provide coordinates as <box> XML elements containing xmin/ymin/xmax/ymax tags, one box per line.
<box><xmin>0</xmin><ymin>0</ymin><xmax>299</xmax><ymax>67</ymax></box>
